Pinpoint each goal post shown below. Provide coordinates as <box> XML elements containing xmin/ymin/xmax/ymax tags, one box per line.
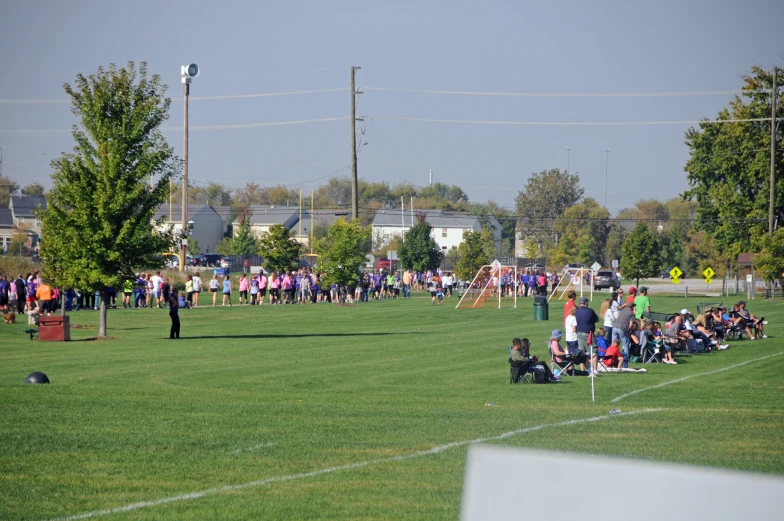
<box><xmin>456</xmin><ymin>264</ymin><xmax>517</xmax><ymax>309</ymax></box>
<box><xmin>550</xmin><ymin>267</ymin><xmax>594</xmax><ymax>302</ymax></box>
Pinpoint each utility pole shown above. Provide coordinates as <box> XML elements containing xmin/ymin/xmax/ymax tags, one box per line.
<box><xmin>429</xmin><ymin>168</ymin><xmax>433</xmax><ymax>186</ymax></box>
<box><xmin>770</xmin><ymin>66</ymin><xmax>777</xmax><ymax>237</ymax></box>
<box><xmin>351</xmin><ymin>66</ymin><xmax>361</xmax><ymax>222</ymax></box>
<box><xmin>179</xmin><ymin>63</ymin><xmax>199</xmax><ymax>272</ymax></box>
<box><xmin>180</xmin><ymin>79</ymin><xmax>189</xmax><ymax>272</ymax></box>
<box><xmin>603</xmin><ymin>148</ymin><xmax>610</xmax><ymax>208</ymax></box>
<box><xmin>565</xmin><ymin>146</ymin><xmax>571</xmax><ymax>173</ymax></box>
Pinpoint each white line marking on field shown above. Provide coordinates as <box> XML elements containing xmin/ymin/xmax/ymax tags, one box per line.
<box><xmin>47</xmin><ymin>408</ymin><xmax>663</xmax><ymax>521</ymax></box>
<box><xmin>231</xmin><ymin>442</ymin><xmax>275</xmax><ymax>454</ymax></box>
<box><xmin>611</xmin><ymin>351</ymin><xmax>784</xmax><ymax>403</ymax></box>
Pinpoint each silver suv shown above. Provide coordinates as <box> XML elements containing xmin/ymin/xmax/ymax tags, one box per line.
<box><xmin>594</xmin><ymin>270</ymin><xmax>619</xmax><ymax>291</ymax></box>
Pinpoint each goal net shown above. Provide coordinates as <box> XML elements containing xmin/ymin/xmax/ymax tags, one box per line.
<box><xmin>456</xmin><ymin>264</ymin><xmax>517</xmax><ymax>309</ymax></box>
<box><xmin>550</xmin><ymin>267</ymin><xmax>594</xmax><ymax>302</ymax></box>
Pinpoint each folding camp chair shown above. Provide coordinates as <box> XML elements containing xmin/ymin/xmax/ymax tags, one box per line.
<box><xmin>548</xmin><ymin>343</ymin><xmax>574</xmax><ymax>377</ymax></box>
<box><xmin>642</xmin><ymin>339</ymin><xmax>663</xmax><ymax>363</ymax></box>
<box><xmin>509</xmin><ymin>359</ymin><xmax>534</xmax><ymax>384</ymax></box>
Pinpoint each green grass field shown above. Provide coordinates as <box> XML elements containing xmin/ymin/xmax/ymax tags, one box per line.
<box><xmin>1</xmin><ymin>294</ymin><xmax>783</xmax><ymax>520</ymax></box>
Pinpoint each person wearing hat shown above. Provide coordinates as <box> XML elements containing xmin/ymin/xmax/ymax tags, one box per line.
<box><xmin>575</xmin><ymin>296</ymin><xmax>599</xmax><ymax>354</ymax></box>
<box><xmin>549</xmin><ymin>329</ymin><xmax>587</xmax><ymax>374</ymax></box>
<box><xmin>612</xmin><ymin>302</ymin><xmax>636</xmax><ymax>367</ymax></box>
<box><xmin>625</xmin><ymin>287</ymin><xmax>637</xmax><ymax>308</ymax></box>
<box><xmin>634</xmin><ymin>286</ymin><xmax>651</xmax><ymax>319</ymax></box>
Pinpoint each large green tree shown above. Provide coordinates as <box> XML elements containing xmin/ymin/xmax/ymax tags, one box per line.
<box><xmin>40</xmin><ymin>62</ymin><xmax>177</xmax><ymax>337</ymax></box>
<box><xmin>454</xmin><ymin>230</ymin><xmax>495</xmax><ymax>281</ymax></box>
<box><xmin>21</xmin><ymin>183</ymin><xmax>45</xmax><ymax>197</ymax></box>
<box><xmin>684</xmin><ymin>65</ymin><xmax>782</xmax><ymax>257</ymax></box>
<box><xmin>619</xmin><ymin>222</ymin><xmax>661</xmax><ymax>287</ymax></box>
<box><xmin>230</xmin><ymin>211</ymin><xmax>258</xmax><ymax>256</ymax></box>
<box><xmin>316</xmin><ymin>219</ymin><xmax>370</xmax><ymax>287</ymax></box>
<box><xmin>515</xmin><ymin>168</ymin><xmax>584</xmax><ymax>247</ymax></box>
<box><xmin>753</xmin><ymin>228</ymin><xmax>784</xmax><ymax>287</ymax></box>
<box><xmin>548</xmin><ymin>197</ymin><xmax>609</xmax><ymax>267</ymax></box>
<box><xmin>399</xmin><ymin>220</ymin><xmax>442</xmax><ymax>272</ymax></box>
<box><xmin>258</xmin><ymin>223</ymin><xmax>302</xmax><ymax>273</ymax></box>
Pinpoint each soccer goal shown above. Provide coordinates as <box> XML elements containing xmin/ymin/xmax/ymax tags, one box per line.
<box><xmin>550</xmin><ymin>267</ymin><xmax>594</xmax><ymax>302</ymax></box>
<box><xmin>456</xmin><ymin>263</ymin><xmax>517</xmax><ymax>309</ymax></box>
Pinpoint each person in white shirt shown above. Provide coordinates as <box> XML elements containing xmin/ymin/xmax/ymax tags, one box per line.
<box><xmin>191</xmin><ymin>272</ymin><xmax>203</xmax><ymax>307</ymax></box>
<box><xmin>150</xmin><ymin>271</ymin><xmax>164</xmax><ymax>308</ymax></box>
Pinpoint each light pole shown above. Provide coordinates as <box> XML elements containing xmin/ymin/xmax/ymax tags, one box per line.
<box><xmin>179</xmin><ymin>63</ymin><xmax>199</xmax><ymax>272</ymax></box>
<box><xmin>603</xmin><ymin>148</ymin><xmax>610</xmax><ymax>208</ymax></box>
<box><xmin>565</xmin><ymin>146</ymin><xmax>571</xmax><ymax>173</ymax></box>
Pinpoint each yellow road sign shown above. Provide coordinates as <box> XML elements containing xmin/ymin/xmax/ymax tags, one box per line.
<box><xmin>703</xmin><ymin>267</ymin><xmax>715</xmax><ymax>279</ymax></box>
<box><xmin>705</xmin><ymin>278</ymin><xmax>713</xmax><ymax>284</ymax></box>
<box><xmin>669</xmin><ymin>266</ymin><xmax>682</xmax><ymax>283</ymax></box>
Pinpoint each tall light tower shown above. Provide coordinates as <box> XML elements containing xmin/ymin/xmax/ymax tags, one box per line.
<box><xmin>179</xmin><ymin>63</ymin><xmax>199</xmax><ymax>272</ymax></box>
<box><xmin>603</xmin><ymin>148</ymin><xmax>610</xmax><ymax>208</ymax></box>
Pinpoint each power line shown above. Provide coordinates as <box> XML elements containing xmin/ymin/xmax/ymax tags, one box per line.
<box><xmin>0</xmin><ymin>117</ymin><xmax>349</xmax><ymax>137</ymax></box>
<box><xmin>363</xmin><ymin>87</ymin><xmax>773</xmax><ymax>98</ymax></box>
<box><xmin>365</xmin><ymin>116</ymin><xmax>775</xmax><ymax>126</ymax></box>
<box><xmin>0</xmin><ymin>87</ymin><xmax>348</xmax><ymax>105</ymax></box>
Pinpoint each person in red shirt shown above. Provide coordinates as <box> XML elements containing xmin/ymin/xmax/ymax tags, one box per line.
<box><xmin>563</xmin><ymin>290</ymin><xmax>577</xmax><ymax>324</ymax></box>
<box><xmin>602</xmin><ymin>338</ymin><xmax>624</xmax><ymax>369</ymax></box>
<box><xmin>625</xmin><ymin>287</ymin><xmax>637</xmax><ymax>308</ymax></box>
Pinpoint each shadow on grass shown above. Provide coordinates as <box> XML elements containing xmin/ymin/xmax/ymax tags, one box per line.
<box><xmin>175</xmin><ymin>332</ymin><xmax>414</xmax><ymax>340</ymax></box>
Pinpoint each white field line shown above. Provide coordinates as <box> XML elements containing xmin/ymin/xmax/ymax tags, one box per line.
<box><xmin>230</xmin><ymin>442</ymin><xmax>276</xmax><ymax>455</ymax></box>
<box><xmin>611</xmin><ymin>351</ymin><xmax>784</xmax><ymax>403</ymax></box>
<box><xmin>48</xmin><ymin>409</ymin><xmax>663</xmax><ymax>521</ymax></box>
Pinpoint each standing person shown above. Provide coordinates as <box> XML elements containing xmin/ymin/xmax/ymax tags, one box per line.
<box><xmin>563</xmin><ymin>290</ymin><xmax>577</xmax><ymax>325</ymax></box>
<box><xmin>0</xmin><ymin>274</ymin><xmax>10</xmax><ymax>313</ymax></box>
<box><xmin>537</xmin><ymin>271</ymin><xmax>547</xmax><ymax>296</ymax></box>
<box><xmin>209</xmin><ymin>274</ymin><xmax>220</xmax><ymax>306</ymax></box>
<box><xmin>564</xmin><ymin>306</ymin><xmax>579</xmax><ymax>357</ymax></box>
<box><xmin>625</xmin><ymin>287</ymin><xmax>637</xmax><ymax>308</ymax></box>
<box><xmin>282</xmin><ymin>271</ymin><xmax>294</xmax><ymax>304</ymax></box>
<box><xmin>36</xmin><ymin>279</ymin><xmax>54</xmax><ymax>316</ymax></box>
<box><xmin>250</xmin><ymin>273</ymin><xmax>259</xmax><ymax>305</ymax></box>
<box><xmin>372</xmin><ymin>270</ymin><xmax>382</xmax><ymax>299</ymax></box>
<box><xmin>150</xmin><ymin>271</ymin><xmax>164</xmax><ymax>308</ymax></box>
<box><xmin>145</xmin><ymin>274</ymin><xmax>155</xmax><ymax>308</ymax></box>
<box><xmin>168</xmin><ymin>288</ymin><xmax>180</xmax><ymax>339</ymax></box>
<box><xmin>634</xmin><ymin>286</ymin><xmax>651</xmax><ymax>319</ymax></box>
<box><xmin>185</xmin><ymin>274</ymin><xmax>194</xmax><ymax>306</ymax></box>
<box><xmin>612</xmin><ymin>302</ymin><xmax>637</xmax><ymax>368</ymax></box>
<box><xmin>269</xmin><ymin>272</ymin><xmax>280</xmax><ymax>304</ymax></box>
<box><xmin>161</xmin><ymin>277</ymin><xmax>171</xmax><ymax>305</ymax></box>
<box><xmin>387</xmin><ymin>272</ymin><xmax>396</xmax><ymax>298</ymax></box>
<box><xmin>429</xmin><ymin>275</ymin><xmax>438</xmax><ymax>304</ymax></box>
<box><xmin>122</xmin><ymin>278</ymin><xmax>133</xmax><ymax>309</ymax></box>
<box><xmin>402</xmin><ymin>270</ymin><xmax>411</xmax><ymax>298</ymax></box>
<box><xmin>14</xmin><ymin>274</ymin><xmax>27</xmax><ymax>315</ymax></box>
<box><xmin>259</xmin><ymin>271</ymin><xmax>268</xmax><ymax>305</ymax></box>
<box><xmin>238</xmin><ymin>273</ymin><xmax>249</xmax><ymax>305</ymax></box>
<box><xmin>575</xmin><ymin>297</ymin><xmax>599</xmax><ymax>355</ymax></box>
<box><xmin>191</xmin><ymin>271</ymin><xmax>202</xmax><ymax>307</ymax></box>
<box><xmin>600</xmin><ymin>298</ymin><xmax>614</xmax><ymax>343</ymax></box>
<box><xmin>222</xmin><ymin>275</ymin><xmax>232</xmax><ymax>306</ymax></box>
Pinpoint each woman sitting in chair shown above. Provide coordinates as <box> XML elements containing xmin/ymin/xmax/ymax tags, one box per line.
<box><xmin>511</xmin><ymin>338</ymin><xmax>560</xmax><ymax>382</ymax></box>
<box><xmin>550</xmin><ymin>329</ymin><xmax>588</xmax><ymax>374</ymax></box>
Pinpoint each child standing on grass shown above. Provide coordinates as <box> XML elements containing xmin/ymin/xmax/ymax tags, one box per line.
<box><xmin>238</xmin><ymin>273</ymin><xmax>249</xmax><ymax>305</ymax></box>
<box><xmin>222</xmin><ymin>276</ymin><xmax>232</xmax><ymax>306</ymax></box>
<box><xmin>209</xmin><ymin>274</ymin><xmax>219</xmax><ymax>306</ymax></box>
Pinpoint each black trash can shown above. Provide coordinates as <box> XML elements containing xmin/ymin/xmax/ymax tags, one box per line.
<box><xmin>533</xmin><ymin>295</ymin><xmax>549</xmax><ymax>320</ymax></box>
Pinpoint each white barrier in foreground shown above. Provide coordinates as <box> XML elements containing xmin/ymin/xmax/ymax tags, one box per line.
<box><xmin>461</xmin><ymin>446</ymin><xmax>784</xmax><ymax>521</ymax></box>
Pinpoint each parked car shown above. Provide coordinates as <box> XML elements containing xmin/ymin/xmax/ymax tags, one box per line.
<box><xmin>220</xmin><ymin>258</ymin><xmax>231</xmax><ymax>269</ymax></box>
<box><xmin>593</xmin><ymin>270</ymin><xmax>620</xmax><ymax>291</ymax></box>
<box><xmin>194</xmin><ymin>254</ymin><xmax>222</xmax><ymax>267</ymax></box>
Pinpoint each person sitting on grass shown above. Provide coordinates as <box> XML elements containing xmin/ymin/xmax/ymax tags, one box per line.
<box><xmin>510</xmin><ymin>338</ymin><xmax>560</xmax><ymax>382</ymax></box>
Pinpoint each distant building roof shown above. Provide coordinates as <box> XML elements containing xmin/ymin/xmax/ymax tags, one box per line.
<box><xmin>152</xmin><ymin>203</ymin><xmax>219</xmax><ymax>222</ymax></box>
<box><xmin>372</xmin><ymin>209</ymin><xmax>481</xmax><ymax>229</ymax></box>
<box><xmin>210</xmin><ymin>205</ymin><xmax>234</xmax><ymax>222</ymax></box>
<box><xmin>737</xmin><ymin>253</ymin><xmax>754</xmax><ymax>267</ymax></box>
<box><xmin>9</xmin><ymin>195</ymin><xmax>47</xmax><ymax>217</ymax></box>
<box><xmin>0</xmin><ymin>208</ymin><xmax>14</xmax><ymax>227</ymax></box>
<box><xmin>238</xmin><ymin>206</ymin><xmax>301</xmax><ymax>228</ymax></box>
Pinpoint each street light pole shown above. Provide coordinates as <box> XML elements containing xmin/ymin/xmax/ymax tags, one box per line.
<box><xmin>565</xmin><ymin>146</ymin><xmax>571</xmax><ymax>173</ymax></box>
<box><xmin>603</xmin><ymin>148</ymin><xmax>610</xmax><ymax>208</ymax></box>
<box><xmin>179</xmin><ymin>64</ymin><xmax>199</xmax><ymax>272</ymax></box>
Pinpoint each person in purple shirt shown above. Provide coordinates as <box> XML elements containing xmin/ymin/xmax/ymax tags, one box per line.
<box><xmin>372</xmin><ymin>272</ymin><xmax>383</xmax><ymax>299</ymax></box>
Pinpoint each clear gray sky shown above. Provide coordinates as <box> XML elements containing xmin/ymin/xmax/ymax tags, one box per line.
<box><xmin>1</xmin><ymin>0</ymin><xmax>782</xmax><ymax>213</ymax></box>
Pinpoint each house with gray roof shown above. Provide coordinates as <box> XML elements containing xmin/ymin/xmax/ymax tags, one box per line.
<box><xmin>3</xmin><ymin>196</ymin><xmax>47</xmax><ymax>252</ymax></box>
<box><xmin>372</xmin><ymin>209</ymin><xmax>501</xmax><ymax>255</ymax></box>
<box><xmin>236</xmin><ymin>205</ymin><xmax>354</xmax><ymax>250</ymax></box>
<box><xmin>152</xmin><ymin>203</ymin><xmax>227</xmax><ymax>254</ymax></box>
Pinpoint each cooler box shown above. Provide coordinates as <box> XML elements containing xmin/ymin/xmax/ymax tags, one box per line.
<box><xmin>38</xmin><ymin>315</ymin><xmax>71</xmax><ymax>342</ymax></box>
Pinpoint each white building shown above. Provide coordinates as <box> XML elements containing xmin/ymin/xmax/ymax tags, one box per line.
<box><xmin>372</xmin><ymin>209</ymin><xmax>501</xmax><ymax>255</ymax></box>
<box><xmin>153</xmin><ymin>204</ymin><xmax>227</xmax><ymax>254</ymax></box>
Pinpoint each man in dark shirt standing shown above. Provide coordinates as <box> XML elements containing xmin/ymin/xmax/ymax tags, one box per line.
<box><xmin>0</xmin><ymin>274</ymin><xmax>9</xmax><ymax>313</ymax></box>
<box><xmin>612</xmin><ymin>302</ymin><xmax>637</xmax><ymax>367</ymax></box>
<box><xmin>575</xmin><ymin>296</ymin><xmax>599</xmax><ymax>355</ymax></box>
<box><xmin>14</xmin><ymin>274</ymin><xmax>27</xmax><ymax>314</ymax></box>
